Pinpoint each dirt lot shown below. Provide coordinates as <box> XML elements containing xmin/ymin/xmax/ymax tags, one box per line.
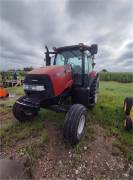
<box><xmin>0</xmin><ymin>112</ymin><xmax>133</xmax><ymax>179</ymax></box>
<box><xmin>33</xmin><ymin>122</ymin><xmax>133</xmax><ymax>179</ymax></box>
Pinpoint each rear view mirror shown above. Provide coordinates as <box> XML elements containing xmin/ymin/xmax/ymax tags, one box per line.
<box><xmin>90</xmin><ymin>44</ymin><xmax>98</xmax><ymax>54</ymax></box>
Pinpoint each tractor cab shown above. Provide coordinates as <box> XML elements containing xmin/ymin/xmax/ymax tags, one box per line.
<box><xmin>46</xmin><ymin>43</ymin><xmax>98</xmax><ymax>87</ymax></box>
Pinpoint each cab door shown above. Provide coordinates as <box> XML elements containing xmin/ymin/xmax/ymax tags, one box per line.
<box><xmin>84</xmin><ymin>51</ymin><xmax>94</xmax><ymax>87</ymax></box>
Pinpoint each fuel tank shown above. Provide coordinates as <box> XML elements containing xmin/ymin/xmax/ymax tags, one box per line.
<box><xmin>28</xmin><ymin>65</ymin><xmax>73</xmax><ymax>96</ymax></box>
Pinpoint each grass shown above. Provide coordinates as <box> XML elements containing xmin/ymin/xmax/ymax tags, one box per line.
<box><xmin>0</xmin><ymin>120</ymin><xmax>43</xmax><ymax>146</ymax></box>
<box><xmin>90</xmin><ymin>82</ymin><xmax>132</xmax><ymax>134</ymax></box>
<box><xmin>7</xmin><ymin>86</ymin><xmax>24</xmax><ymax>96</ymax></box>
<box><xmin>0</xmin><ymin>86</ymin><xmax>24</xmax><ymax>113</ymax></box>
<box><xmin>89</xmin><ymin>81</ymin><xmax>133</xmax><ymax>162</ymax></box>
<box><xmin>0</xmin><ymin>81</ymin><xmax>133</xmax><ymax>162</ymax></box>
<box><xmin>0</xmin><ymin>108</ymin><xmax>63</xmax><ymax>147</ymax></box>
<box><xmin>41</xmin><ymin>130</ymin><xmax>49</xmax><ymax>144</ymax></box>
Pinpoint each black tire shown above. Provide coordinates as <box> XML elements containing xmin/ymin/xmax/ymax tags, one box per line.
<box><xmin>124</xmin><ymin>116</ymin><xmax>132</xmax><ymax>131</ymax></box>
<box><xmin>12</xmin><ymin>99</ymin><xmax>38</xmax><ymax>122</ymax></box>
<box><xmin>124</xmin><ymin>97</ymin><xmax>133</xmax><ymax>115</ymax></box>
<box><xmin>63</xmin><ymin>104</ymin><xmax>87</xmax><ymax>144</ymax></box>
<box><xmin>89</xmin><ymin>77</ymin><xmax>99</xmax><ymax>106</ymax></box>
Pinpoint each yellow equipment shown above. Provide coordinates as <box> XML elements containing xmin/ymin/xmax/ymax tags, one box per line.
<box><xmin>124</xmin><ymin>97</ymin><xmax>133</xmax><ymax>130</ymax></box>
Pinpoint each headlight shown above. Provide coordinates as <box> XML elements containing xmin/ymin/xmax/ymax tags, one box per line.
<box><xmin>23</xmin><ymin>84</ymin><xmax>45</xmax><ymax>91</ymax></box>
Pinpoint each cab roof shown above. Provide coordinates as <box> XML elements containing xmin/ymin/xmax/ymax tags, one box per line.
<box><xmin>56</xmin><ymin>44</ymin><xmax>91</xmax><ymax>52</ymax></box>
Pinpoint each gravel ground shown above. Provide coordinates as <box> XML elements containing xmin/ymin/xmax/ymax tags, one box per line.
<box><xmin>0</xmin><ymin>117</ymin><xmax>133</xmax><ymax>179</ymax></box>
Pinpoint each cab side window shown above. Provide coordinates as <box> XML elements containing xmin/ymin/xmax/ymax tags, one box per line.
<box><xmin>88</xmin><ymin>56</ymin><xmax>93</xmax><ymax>72</ymax></box>
<box><xmin>85</xmin><ymin>51</ymin><xmax>93</xmax><ymax>73</ymax></box>
<box><xmin>55</xmin><ymin>54</ymin><xmax>65</xmax><ymax>65</ymax></box>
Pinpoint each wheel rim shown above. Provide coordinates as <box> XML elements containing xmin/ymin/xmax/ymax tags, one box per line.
<box><xmin>77</xmin><ymin>115</ymin><xmax>85</xmax><ymax>137</ymax></box>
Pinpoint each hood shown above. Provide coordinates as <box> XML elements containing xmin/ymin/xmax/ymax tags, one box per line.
<box><xmin>28</xmin><ymin>65</ymin><xmax>65</xmax><ymax>76</ymax></box>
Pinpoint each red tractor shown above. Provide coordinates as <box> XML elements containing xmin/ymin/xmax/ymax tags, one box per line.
<box><xmin>13</xmin><ymin>43</ymin><xmax>99</xmax><ymax>144</ymax></box>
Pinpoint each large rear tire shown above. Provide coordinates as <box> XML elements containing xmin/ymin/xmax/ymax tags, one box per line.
<box><xmin>12</xmin><ymin>102</ymin><xmax>38</xmax><ymax>122</ymax></box>
<box><xmin>63</xmin><ymin>104</ymin><xmax>87</xmax><ymax>144</ymax></box>
<box><xmin>89</xmin><ymin>77</ymin><xmax>99</xmax><ymax>106</ymax></box>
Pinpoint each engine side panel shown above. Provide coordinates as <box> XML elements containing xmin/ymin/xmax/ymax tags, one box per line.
<box><xmin>49</xmin><ymin>65</ymin><xmax>73</xmax><ymax>96</ymax></box>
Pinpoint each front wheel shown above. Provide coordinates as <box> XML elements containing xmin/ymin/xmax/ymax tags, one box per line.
<box><xmin>63</xmin><ymin>104</ymin><xmax>87</xmax><ymax>144</ymax></box>
<box><xmin>12</xmin><ymin>102</ymin><xmax>38</xmax><ymax>122</ymax></box>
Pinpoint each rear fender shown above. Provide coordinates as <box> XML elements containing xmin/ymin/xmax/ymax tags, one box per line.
<box><xmin>88</xmin><ymin>72</ymin><xmax>99</xmax><ymax>87</ymax></box>
<box><xmin>89</xmin><ymin>71</ymin><xmax>99</xmax><ymax>81</ymax></box>
<box><xmin>89</xmin><ymin>71</ymin><xmax>97</xmax><ymax>78</ymax></box>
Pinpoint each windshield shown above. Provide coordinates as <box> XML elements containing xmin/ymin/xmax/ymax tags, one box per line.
<box><xmin>54</xmin><ymin>50</ymin><xmax>82</xmax><ymax>74</ymax></box>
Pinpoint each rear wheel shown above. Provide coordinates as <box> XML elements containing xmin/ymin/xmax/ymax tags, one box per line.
<box><xmin>89</xmin><ymin>77</ymin><xmax>99</xmax><ymax>106</ymax></box>
<box><xmin>63</xmin><ymin>104</ymin><xmax>87</xmax><ymax>144</ymax></box>
<box><xmin>12</xmin><ymin>102</ymin><xmax>38</xmax><ymax>122</ymax></box>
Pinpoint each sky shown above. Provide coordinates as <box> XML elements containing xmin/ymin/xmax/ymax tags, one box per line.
<box><xmin>0</xmin><ymin>0</ymin><xmax>133</xmax><ymax>72</ymax></box>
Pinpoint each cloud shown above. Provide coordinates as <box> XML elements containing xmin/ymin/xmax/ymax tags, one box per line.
<box><xmin>66</xmin><ymin>0</ymin><xmax>133</xmax><ymax>71</ymax></box>
<box><xmin>0</xmin><ymin>0</ymin><xmax>67</xmax><ymax>70</ymax></box>
<box><xmin>126</xmin><ymin>41</ymin><xmax>133</xmax><ymax>49</ymax></box>
<box><xmin>0</xmin><ymin>0</ymin><xmax>133</xmax><ymax>71</ymax></box>
<box><xmin>66</xmin><ymin>0</ymin><xmax>133</xmax><ymax>45</ymax></box>
<box><xmin>119</xmin><ymin>50</ymin><xmax>133</xmax><ymax>60</ymax></box>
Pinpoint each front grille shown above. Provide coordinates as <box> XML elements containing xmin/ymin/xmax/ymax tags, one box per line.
<box><xmin>24</xmin><ymin>74</ymin><xmax>54</xmax><ymax>99</ymax></box>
